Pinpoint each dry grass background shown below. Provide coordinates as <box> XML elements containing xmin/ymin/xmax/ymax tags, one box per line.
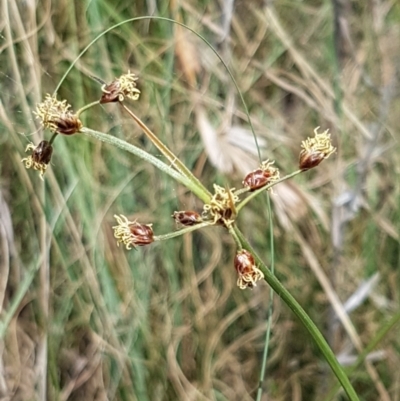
<box><xmin>0</xmin><ymin>0</ymin><xmax>399</xmax><ymax>400</ymax></box>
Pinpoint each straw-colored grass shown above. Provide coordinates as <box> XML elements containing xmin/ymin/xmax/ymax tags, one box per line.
<box><xmin>1</xmin><ymin>0</ymin><xmax>399</xmax><ymax>400</ymax></box>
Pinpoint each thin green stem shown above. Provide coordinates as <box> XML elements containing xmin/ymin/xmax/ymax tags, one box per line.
<box><xmin>76</xmin><ymin>100</ymin><xmax>101</xmax><ymax>116</ymax></box>
<box><xmin>234</xmin><ymin>227</ymin><xmax>359</xmax><ymax>401</ymax></box>
<box><xmin>236</xmin><ymin>170</ymin><xmax>303</xmax><ymax>213</ymax></box>
<box><xmin>154</xmin><ymin>221</ymin><xmax>214</xmax><ymax>242</ymax></box>
<box><xmin>256</xmin><ymin>193</ymin><xmax>274</xmax><ymax>401</ymax></box>
<box><xmin>49</xmin><ymin>132</ymin><xmax>58</xmax><ymax>145</ymax></box>
<box><xmin>80</xmin><ymin>127</ymin><xmax>210</xmax><ymax>203</ymax></box>
<box><xmin>121</xmin><ymin>104</ymin><xmax>212</xmax><ymax>201</ymax></box>
<box><xmin>227</xmin><ymin>225</ymin><xmax>243</xmax><ymax>249</ymax></box>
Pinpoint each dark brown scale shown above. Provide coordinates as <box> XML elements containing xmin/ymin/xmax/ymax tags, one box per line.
<box><xmin>222</xmin><ymin>208</ymin><xmax>233</xmax><ymax>221</ymax></box>
<box><xmin>173</xmin><ymin>211</ymin><xmax>202</xmax><ymax>226</ymax></box>
<box><xmin>53</xmin><ymin>113</ymin><xmax>82</xmax><ymax>135</ymax></box>
<box><xmin>242</xmin><ymin>169</ymin><xmax>271</xmax><ymax>191</ymax></box>
<box><xmin>100</xmin><ymin>81</ymin><xmax>121</xmax><ymax>103</ymax></box>
<box><xmin>33</xmin><ymin>140</ymin><xmax>53</xmax><ymax>165</ymax></box>
<box><xmin>130</xmin><ymin>223</ymin><xmax>154</xmax><ymax>245</ymax></box>
<box><xmin>299</xmin><ymin>150</ymin><xmax>324</xmax><ymax>170</ymax></box>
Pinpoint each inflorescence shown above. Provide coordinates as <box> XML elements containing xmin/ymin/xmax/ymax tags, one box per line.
<box><xmin>234</xmin><ymin>249</ymin><xmax>265</xmax><ymax>289</ymax></box>
<box><xmin>21</xmin><ymin>140</ymin><xmax>53</xmax><ymax>180</ymax></box>
<box><xmin>35</xmin><ymin>94</ymin><xmax>82</xmax><ymax>135</ymax></box>
<box><xmin>113</xmin><ymin>214</ymin><xmax>154</xmax><ymax>250</ymax></box>
<box><xmin>299</xmin><ymin>127</ymin><xmax>336</xmax><ymax>170</ymax></box>
<box><xmin>100</xmin><ymin>71</ymin><xmax>141</xmax><ymax>103</ymax></box>
<box><xmin>242</xmin><ymin>159</ymin><xmax>280</xmax><ymax>191</ymax></box>
<box><xmin>23</xmin><ymin>72</ymin><xmax>337</xmax><ymax>290</ymax></box>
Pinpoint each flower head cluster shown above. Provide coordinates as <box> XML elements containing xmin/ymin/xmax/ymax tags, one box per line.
<box><xmin>100</xmin><ymin>71</ymin><xmax>141</xmax><ymax>103</ymax></box>
<box><xmin>234</xmin><ymin>249</ymin><xmax>264</xmax><ymax>289</ymax></box>
<box><xmin>35</xmin><ymin>94</ymin><xmax>82</xmax><ymax>135</ymax></box>
<box><xmin>21</xmin><ymin>140</ymin><xmax>53</xmax><ymax>180</ymax></box>
<box><xmin>299</xmin><ymin>127</ymin><xmax>336</xmax><ymax>170</ymax></box>
<box><xmin>113</xmin><ymin>214</ymin><xmax>154</xmax><ymax>250</ymax></box>
<box><xmin>202</xmin><ymin>184</ymin><xmax>239</xmax><ymax>227</ymax></box>
<box><xmin>242</xmin><ymin>159</ymin><xmax>280</xmax><ymax>191</ymax></box>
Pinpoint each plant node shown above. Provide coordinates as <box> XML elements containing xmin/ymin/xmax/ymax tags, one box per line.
<box><xmin>202</xmin><ymin>184</ymin><xmax>239</xmax><ymax>227</ymax></box>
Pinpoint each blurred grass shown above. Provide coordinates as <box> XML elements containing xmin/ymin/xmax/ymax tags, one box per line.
<box><xmin>1</xmin><ymin>0</ymin><xmax>400</xmax><ymax>400</ymax></box>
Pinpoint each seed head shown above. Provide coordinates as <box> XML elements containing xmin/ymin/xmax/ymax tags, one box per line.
<box><xmin>242</xmin><ymin>159</ymin><xmax>280</xmax><ymax>191</ymax></box>
<box><xmin>35</xmin><ymin>94</ymin><xmax>82</xmax><ymax>135</ymax></box>
<box><xmin>100</xmin><ymin>71</ymin><xmax>141</xmax><ymax>103</ymax></box>
<box><xmin>21</xmin><ymin>140</ymin><xmax>53</xmax><ymax>180</ymax></box>
<box><xmin>202</xmin><ymin>184</ymin><xmax>239</xmax><ymax>227</ymax></box>
<box><xmin>234</xmin><ymin>249</ymin><xmax>264</xmax><ymax>289</ymax></box>
<box><xmin>173</xmin><ymin>211</ymin><xmax>203</xmax><ymax>226</ymax></box>
<box><xmin>299</xmin><ymin>127</ymin><xmax>336</xmax><ymax>170</ymax></box>
<box><xmin>113</xmin><ymin>214</ymin><xmax>154</xmax><ymax>250</ymax></box>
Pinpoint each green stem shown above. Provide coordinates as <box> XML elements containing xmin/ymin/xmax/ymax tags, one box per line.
<box><xmin>256</xmin><ymin>193</ymin><xmax>275</xmax><ymax>401</ymax></box>
<box><xmin>227</xmin><ymin>225</ymin><xmax>243</xmax><ymax>249</ymax></box>
<box><xmin>80</xmin><ymin>127</ymin><xmax>211</xmax><ymax>203</ymax></box>
<box><xmin>154</xmin><ymin>221</ymin><xmax>214</xmax><ymax>242</ymax></box>
<box><xmin>121</xmin><ymin>104</ymin><xmax>212</xmax><ymax>201</ymax></box>
<box><xmin>234</xmin><ymin>227</ymin><xmax>359</xmax><ymax>401</ymax></box>
<box><xmin>49</xmin><ymin>132</ymin><xmax>58</xmax><ymax>145</ymax></box>
<box><xmin>236</xmin><ymin>169</ymin><xmax>303</xmax><ymax>213</ymax></box>
<box><xmin>76</xmin><ymin>100</ymin><xmax>101</xmax><ymax>116</ymax></box>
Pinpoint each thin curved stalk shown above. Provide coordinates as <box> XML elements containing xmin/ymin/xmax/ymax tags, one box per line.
<box><xmin>53</xmin><ymin>16</ymin><xmax>262</xmax><ymax>162</ymax></box>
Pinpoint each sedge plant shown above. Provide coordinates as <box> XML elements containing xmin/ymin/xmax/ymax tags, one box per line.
<box><xmin>21</xmin><ymin>17</ymin><xmax>359</xmax><ymax>401</ymax></box>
